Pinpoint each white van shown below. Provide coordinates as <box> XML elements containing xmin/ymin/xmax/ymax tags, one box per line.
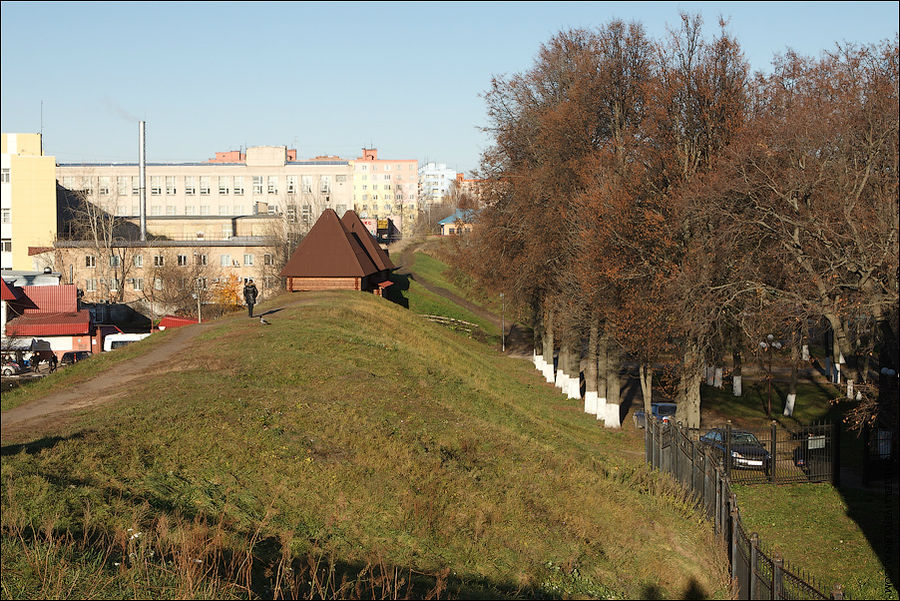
<box><xmin>103</xmin><ymin>332</ymin><xmax>151</xmax><ymax>352</ymax></box>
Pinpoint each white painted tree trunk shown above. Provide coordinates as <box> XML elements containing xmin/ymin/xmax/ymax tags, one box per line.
<box><xmin>783</xmin><ymin>393</ymin><xmax>796</xmax><ymax>416</ymax></box>
<box><xmin>714</xmin><ymin>368</ymin><xmax>723</xmax><ymax>389</ymax></box>
<box><xmin>706</xmin><ymin>366</ymin><xmax>715</xmax><ymax>386</ymax></box>
<box><xmin>543</xmin><ymin>362</ymin><xmax>555</xmax><ymax>383</ymax></box>
<box><xmin>584</xmin><ymin>390</ymin><xmax>598</xmax><ymax>414</ymax></box>
<box><xmin>555</xmin><ymin>370</ymin><xmax>567</xmax><ymax>391</ymax></box>
<box><xmin>846</xmin><ymin>380</ymin><xmax>854</xmax><ymax>400</ymax></box>
<box><xmin>733</xmin><ymin>375</ymin><xmax>742</xmax><ymax>397</ymax></box>
<box><xmin>567</xmin><ymin>373</ymin><xmax>581</xmax><ymax>399</ymax></box>
<box><xmin>604</xmin><ymin>403</ymin><xmax>621</xmax><ymax>428</ymax></box>
<box><xmin>801</xmin><ymin>344</ymin><xmax>809</xmax><ymax>361</ymax></box>
<box><xmin>596</xmin><ymin>397</ymin><xmax>607</xmax><ymax>423</ymax></box>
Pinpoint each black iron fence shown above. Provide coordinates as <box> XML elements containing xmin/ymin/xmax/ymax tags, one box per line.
<box><xmin>646</xmin><ymin>417</ymin><xmax>848</xmax><ymax>600</ymax></box>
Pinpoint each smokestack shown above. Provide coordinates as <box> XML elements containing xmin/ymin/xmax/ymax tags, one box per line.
<box><xmin>139</xmin><ymin>121</ymin><xmax>147</xmax><ymax>242</ymax></box>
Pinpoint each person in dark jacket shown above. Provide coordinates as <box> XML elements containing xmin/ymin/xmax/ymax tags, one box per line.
<box><xmin>243</xmin><ymin>279</ymin><xmax>259</xmax><ymax>317</ymax></box>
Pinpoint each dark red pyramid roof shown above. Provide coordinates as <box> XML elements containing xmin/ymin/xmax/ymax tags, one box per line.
<box><xmin>280</xmin><ymin>209</ymin><xmax>379</xmax><ymax>278</ymax></box>
<box><xmin>341</xmin><ymin>211</ymin><xmax>395</xmax><ymax>271</ymax></box>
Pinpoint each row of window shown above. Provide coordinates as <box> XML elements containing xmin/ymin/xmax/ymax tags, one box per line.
<box><xmin>85</xmin><ymin>253</ymin><xmax>275</xmax><ymax>269</ymax></box>
<box><xmin>355</xmin><ymin>163</ymin><xmax>416</xmax><ymax>172</ymax></box>
<box><xmin>84</xmin><ymin>275</ymin><xmax>277</xmax><ymax>293</ymax></box>
<box><xmin>60</xmin><ymin>174</ymin><xmax>346</xmax><ymax>197</ymax></box>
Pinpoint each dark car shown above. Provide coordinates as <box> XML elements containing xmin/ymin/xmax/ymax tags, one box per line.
<box><xmin>60</xmin><ymin>351</ymin><xmax>92</xmax><ymax>366</ymax></box>
<box><xmin>699</xmin><ymin>428</ymin><xmax>772</xmax><ymax>475</ymax></box>
<box><xmin>633</xmin><ymin>402</ymin><xmax>678</xmax><ymax>429</ymax></box>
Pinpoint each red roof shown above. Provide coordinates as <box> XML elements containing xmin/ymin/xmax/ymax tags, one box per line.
<box><xmin>158</xmin><ymin>315</ymin><xmax>198</xmax><ymax>329</ymax></box>
<box><xmin>281</xmin><ymin>209</ymin><xmax>379</xmax><ymax>278</ymax></box>
<box><xmin>1</xmin><ymin>279</ymin><xmax>17</xmax><ymax>301</ymax></box>
<box><xmin>20</xmin><ymin>284</ymin><xmax>78</xmax><ymax>314</ymax></box>
<box><xmin>341</xmin><ymin>211</ymin><xmax>395</xmax><ymax>271</ymax></box>
<box><xmin>5</xmin><ymin>310</ymin><xmax>92</xmax><ymax>337</ymax></box>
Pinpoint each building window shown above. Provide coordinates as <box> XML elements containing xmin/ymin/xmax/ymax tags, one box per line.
<box><xmin>133</xmin><ymin>255</ymin><xmax>143</xmax><ymax>267</ymax></box>
<box><xmin>267</xmin><ymin>204</ymin><xmax>277</xmax><ymax>216</ymax></box>
<box><xmin>200</xmin><ymin>176</ymin><xmax>210</xmax><ymax>195</ymax></box>
<box><xmin>1</xmin><ymin>239</ymin><xmax>11</xmax><ymax>253</ymax></box>
<box><xmin>243</xmin><ymin>254</ymin><xmax>253</xmax><ymax>266</ymax></box>
<box><xmin>166</xmin><ymin>206</ymin><xmax>176</xmax><ymax>216</ymax></box>
<box><xmin>109</xmin><ymin>255</ymin><xmax>120</xmax><ymax>267</ymax></box>
<box><xmin>286</xmin><ymin>176</ymin><xmax>297</xmax><ymax>194</ymax></box>
<box><xmin>194</xmin><ymin>253</ymin><xmax>208</xmax><ymax>266</ymax></box>
<box><xmin>132</xmin><ymin>177</ymin><xmax>140</xmax><ymax>196</ymax></box>
<box><xmin>154</xmin><ymin>277</ymin><xmax>163</xmax><ymax>291</ymax></box>
<box><xmin>185</xmin><ymin>205</ymin><xmax>194</xmax><ymax>215</ymax></box>
<box><xmin>218</xmin><ymin>176</ymin><xmax>231</xmax><ymax>195</ymax></box>
<box><xmin>200</xmin><ymin>205</ymin><xmax>209</xmax><ymax>215</ymax></box>
<box><xmin>80</xmin><ymin>177</ymin><xmax>94</xmax><ymax>194</ymax></box>
<box><xmin>86</xmin><ymin>255</ymin><xmax>96</xmax><ymax>268</ymax></box>
<box><xmin>233</xmin><ymin>176</ymin><xmax>244</xmax><ymax>195</ymax></box>
<box><xmin>219</xmin><ymin>205</ymin><xmax>230</xmax><ymax>216</ymax></box>
<box><xmin>132</xmin><ymin>278</ymin><xmax>143</xmax><ymax>291</ymax></box>
<box><xmin>177</xmin><ymin>254</ymin><xmax>188</xmax><ymax>266</ymax></box>
<box><xmin>301</xmin><ymin>204</ymin><xmax>312</xmax><ymax>225</ymax></box>
<box><xmin>253</xmin><ymin>176</ymin><xmax>263</xmax><ymax>195</ymax></box>
<box><xmin>301</xmin><ymin>176</ymin><xmax>312</xmax><ymax>193</ymax></box>
<box><xmin>185</xmin><ymin>176</ymin><xmax>196</xmax><ymax>195</ymax></box>
<box><xmin>109</xmin><ymin>278</ymin><xmax>120</xmax><ymax>292</ymax></box>
<box><xmin>336</xmin><ymin>174</ymin><xmax>346</xmax><ymax>183</ymax></box>
<box><xmin>99</xmin><ymin>177</ymin><xmax>111</xmax><ymax>195</ymax></box>
<box><xmin>196</xmin><ymin>277</ymin><xmax>208</xmax><ymax>290</ymax></box>
<box><xmin>267</xmin><ymin>176</ymin><xmax>278</xmax><ymax>194</ymax></box>
<box><xmin>151</xmin><ymin>205</ymin><xmax>162</xmax><ymax>216</ymax></box>
<box><xmin>1</xmin><ymin>168</ymin><xmax>9</xmax><ymax>183</ymax></box>
<box><xmin>117</xmin><ymin>176</ymin><xmax>129</xmax><ymax>195</ymax></box>
<box><xmin>286</xmin><ymin>205</ymin><xmax>297</xmax><ymax>223</ymax></box>
<box><xmin>151</xmin><ymin>176</ymin><xmax>162</xmax><ymax>195</ymax></box>
<box><xmin>85</xmin><ymin>279</ymin><xmax>97</xmax><ymax>292</ymax></box>
<box><xmin>264</xmin><ymin>253</ymin><xmax>273</xmax><ymax>266</ymax></box>
<box><xmin>154</xmin><ymin>255</ymin><xmax>164</xmax><ymax>267</ymax></box>
<box><xmin>220</xmin><ymin>254</ymin><xmax>231</xmax><ymax>267</ymax></box>
<box><xmin>1</xmin><ymin>209</ymin><xmax>9</xmax><ymax>224</ymax></box>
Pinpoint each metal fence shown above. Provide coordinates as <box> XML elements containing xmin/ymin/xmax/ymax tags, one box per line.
<box><xmin>646</xmin><ymin>417</ymin><xmax>848</xmax><ymax>600</ymax></box>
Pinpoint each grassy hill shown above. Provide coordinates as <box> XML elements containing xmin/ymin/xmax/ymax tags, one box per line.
<box><xmin>1</xmin><ymin>291</ymin><xmax>728</xmax><ymax>599</ymax></box>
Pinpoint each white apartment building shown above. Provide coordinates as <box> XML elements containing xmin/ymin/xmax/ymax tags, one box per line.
<box><xmin>418</xmin><ymin>162</ymin><xmax>458</xmax><ymax>205</ymax></box>
<box><xmin>56</xmin><ymin>146</ymin><xmax>353</xmax><ymax>236</ymax></box>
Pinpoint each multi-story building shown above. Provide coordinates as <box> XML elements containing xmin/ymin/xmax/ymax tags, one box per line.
<box><xmin>1</xmin><ymin>133</ymin><xmax>58</xmax><ymax>271</ymax></box>
<box><xmin>350</xmin><ymin>148</ymin><xmax>418</xmax><ymax>235</ymax></box>
<box><xmin>56</xmin><ymin>145</ymin><xmax>353</xmax><ymax>228</ymax></box>
<box><xmin>417</xmin><ymin>161</ymin><xmax>458</xmax><ymax>205</ymax></box>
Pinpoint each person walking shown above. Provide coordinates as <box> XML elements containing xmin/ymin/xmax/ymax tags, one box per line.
<box><xmin>243</xmin><ymin>279</ymin><xmax>259</xmax><ymax>318</ymax></box>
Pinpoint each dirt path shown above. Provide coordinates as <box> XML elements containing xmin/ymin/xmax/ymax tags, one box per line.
<box><xmin>397</xmin><ymin>241</ymin><xmax>534</xmax><ymax>357</ymax></box>
<box><xmin>1</xmin><ymin>323</ymin><xmax>208</xmax><ymax>439</ymax></box>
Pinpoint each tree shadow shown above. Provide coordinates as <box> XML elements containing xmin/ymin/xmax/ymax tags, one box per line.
<box><xmin>641</xmin><ymin>578</ymin><xmax>708</xmax><ymax>600</ymax></box>
<box><xmin>1</xmin><ymin>431</ymin><xmax>89</xmax><ymax>456</ymax></box>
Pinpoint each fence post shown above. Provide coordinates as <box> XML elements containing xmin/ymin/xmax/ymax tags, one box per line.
<box><xmin>726</xmin><ymin>420</ymin><xmax>733</xmax><ymax>477</ymax></box>
<box><xmin>832</xmin><ymin>420</ymin><xmax>841</xmax><ymax>487</ymax></box>
<box><xmin>730</xmin><ymin>496</ymin><xmax>739</xmax><ymax>583</ymax></box>
<box><xmin>831</xmin><ymin>583</ymin><xmax>844</xmax><ymax>600</ymax></box>
<box><xmin>773</xmin><ymin>554</ymin><xmax>784</xmax><ymax>600</ymax></box>
<box><xmin>691</xmin><ymin>439</ymin><xmax>697</xmax><ymax>494</ymax></box>
<box><xmin>770</xmin><ymin>420</ymin><xmax>778</xmax><ymax>483</ymax></box>
<box><xmin>749</xmin><ymin>533</ymin><xmax>759</xmax><ymax>601</ymax></box>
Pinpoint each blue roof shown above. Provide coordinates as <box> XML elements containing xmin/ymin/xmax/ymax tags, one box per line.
<box><xmin>438</xmin><ymin>209</ymin><xmax>477</xmax><ymax>225</ymax></box>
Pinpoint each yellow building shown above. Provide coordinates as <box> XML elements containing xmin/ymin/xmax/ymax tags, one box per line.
<box><xmin>1</xmin><ymin>133</ymin><xmax>58</xmax><ymax>270</ymax></box>
<box><xmin>350</xmin><ymin>148</ymin><xmax>418</xmax><ymax>236</ymax></box>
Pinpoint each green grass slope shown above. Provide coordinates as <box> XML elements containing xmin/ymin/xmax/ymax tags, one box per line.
<box><xmin>2</xmin><ymin>292</ymin><xmax>728</xmax><ymax>599</ymax></box>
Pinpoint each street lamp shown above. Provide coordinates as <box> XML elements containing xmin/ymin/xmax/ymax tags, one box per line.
<box><xmin>759</xmin><ymin>334</ymin><xmax>782</xmax><ymax>416</ymax></box>
<box><xmin>499</xmin><ymin>293</ymin><xmax>505</xmax><ymax>352</ymax></box>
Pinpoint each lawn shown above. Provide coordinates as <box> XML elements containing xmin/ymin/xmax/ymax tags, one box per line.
<box><xmin>1</xmin><ymin>291</ymin><xmax>729</xmax><ymax>599</ymax></box>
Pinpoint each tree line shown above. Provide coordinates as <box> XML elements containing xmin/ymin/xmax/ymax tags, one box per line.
<box><xmin>458</xmin><ymin>15</ymin><xmax>898</xmax><ymax>430</ymax></box>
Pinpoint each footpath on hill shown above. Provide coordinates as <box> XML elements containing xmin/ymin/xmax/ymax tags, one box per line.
<box><xmin>396</xmin><ymin>239</ymin><xmax>534</xmax><ymax>358</ymax></box>
<box><xmin>0</xmin><ymin>296</ymin><xmax>319</xmax><ymax>440</ymax></box>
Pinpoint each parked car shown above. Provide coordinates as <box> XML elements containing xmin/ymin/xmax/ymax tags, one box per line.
<box><xmin>60</xmin><ymin>351</ymin><xmax>93</xmax><ymax>366</ymax></box>
<box><xmin>103</xmin><ymin>333</ymin><xmax>151</xmax><ymax>352</ymax></box>
<box><xmin>2</xmin><ymin>360</ymin><xmax>23</xmax><ymax>377</ymax></box>
<box><xmin>699</xmin><ymin>428</ymin><xmax>772</xmax><ymax>475</ymax></box>
<box><xmin>633</xmin><ymin>402</ymin><xmax>678</xmax><ymax>429</ymax></box>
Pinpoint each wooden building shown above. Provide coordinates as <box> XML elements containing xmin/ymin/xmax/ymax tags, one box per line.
<box><xmin>281</xmin><ymin>209</ymin><xmax>394</xmax><ymax>293</ymax></box>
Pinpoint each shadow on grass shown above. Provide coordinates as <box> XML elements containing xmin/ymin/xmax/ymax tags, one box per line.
<box><xmin>385</xmin><ymin>271</ymin><xmax>410</xmax><ymax>309</ymax></box>
<box><xmin>640</xmin><ymin>578</ymin><xmax>708</xmax><ymax>600</ymax></box>
<box><xmin>1</xmin><ymin>431</ymin><xmax>89</xmax><ymax>456</ymax></box>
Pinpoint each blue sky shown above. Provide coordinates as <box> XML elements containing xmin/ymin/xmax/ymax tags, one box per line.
<box><xmin>2</xmin><ymin>2</ymin><xmax>897</xmax><ymax>175</ymax></box>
